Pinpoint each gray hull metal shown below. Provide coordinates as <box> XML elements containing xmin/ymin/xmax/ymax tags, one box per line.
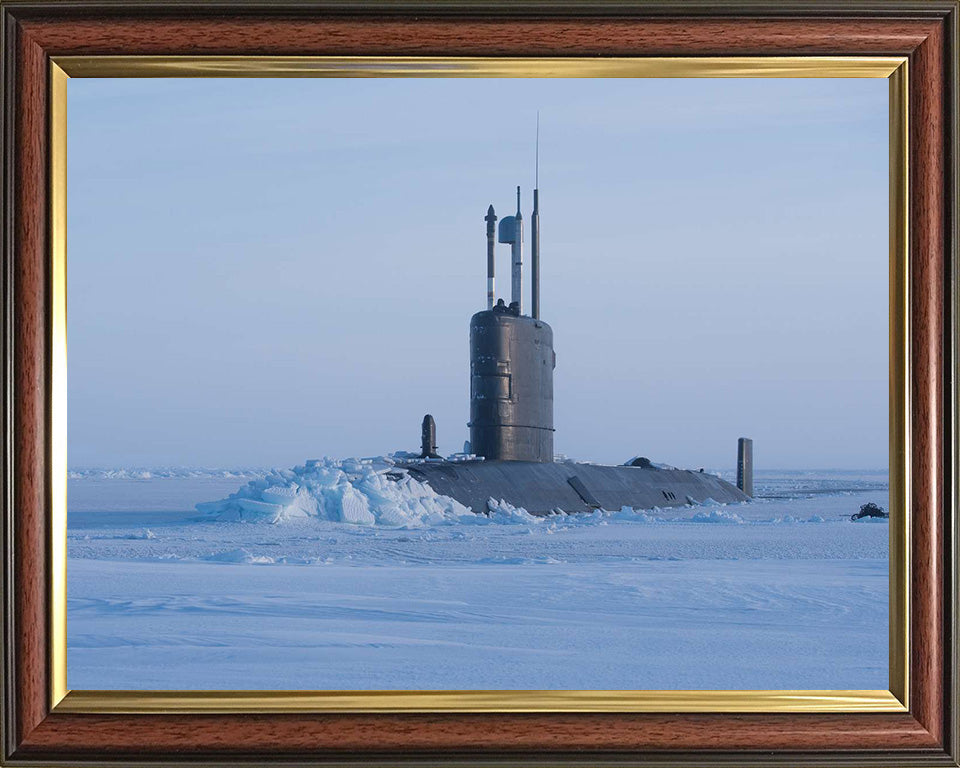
<box><xmin>404</xmin><ymin>460</ymin><xmax>748</xmax><ymax>516</ymax></box>
<box><xmin>468</xmin><ymin>311</ymin><xmax>555</xmax><ymax>463</ymax></box>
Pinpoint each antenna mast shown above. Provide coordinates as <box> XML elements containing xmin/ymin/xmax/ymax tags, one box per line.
<box><xmin>510</xmin><ymin>186</ymin><xmax>523</xmax><ymax>313</ymax></box>
<box><xmin>531</xmin><ymin>112</ymin><xmax>541</xmax><ymax>320</ymax></box>
<box><xmin>536</xmin><ymin>111</ymin><xmax>540</xmax><ymax>188</ymax></box>
<box><xmin>485</xmin><ymin>204</ymin><xmax>497</xmax><ymax>310</ymax></box>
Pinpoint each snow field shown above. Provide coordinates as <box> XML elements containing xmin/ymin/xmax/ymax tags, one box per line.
<box><xmin>66</xmin><ymin>467</ymin><xmax>890</xmax><ymax>690</ymax></box>
<box><xmin>67</xmin><ymin>556</ymin><xmax>886</xmax><ymax>690</ymax></box>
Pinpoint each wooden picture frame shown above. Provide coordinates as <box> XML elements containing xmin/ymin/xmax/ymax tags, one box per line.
<box><xmin>1</xmin><ymin>2</ymin><xmax>957</xmax><ymax>765</ymax></box>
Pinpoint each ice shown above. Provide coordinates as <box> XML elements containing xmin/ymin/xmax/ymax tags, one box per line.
<box><xmin>237</xmin><ymin>498</ymin><xmax>284</xmax><ymax>517</ymax></box>
<box><xmin>67</xmin><ymin>556</ymin><xmax>888</xmax><ymax>691</ymax></box>
<box><xmin>690</xmin><ymin>509</ymin><xmax>744</xmax><ymax>524</ymax></box>
<box><xmin>67</xmin><ymin>467</ymin><xmax>891</xmax><ymax>691</ymax></box>
<box><xmin>335</xmin><ymin>485</ymin><xmax>375</xmax><ymax>525</ymax></box>
<box><xmin>606</xmin><ymin>506</ymin><xmax>657</xmax><ymax>522</ymax></box>
<box><xmin>485</xmin><ymin>498</ymin><xmax>541</xmax><ymax>523</ymax></box>
<box><xmin>195</xmin><ymin>456</ymin><xmax>474</xmax><ymax>528</ymax></box>
<box><xmin>261</xmin><ymin>486</ymin><xmax>298</xmax><ymax>504</ymax></box>
<box><xmin>203</xmin><ymin>548</ymin><xmax>275</xmax><ymax>564</ymax></box>
<box><xmin>69</xmin><ymin>467</ymin><xmax>268</xmax><ymax>480</ymax></box>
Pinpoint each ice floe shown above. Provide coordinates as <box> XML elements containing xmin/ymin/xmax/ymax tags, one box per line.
<box><xmin>196</xmin><ymin>455</ymin><xmax>475</xmax><ymax>527</ymax></box>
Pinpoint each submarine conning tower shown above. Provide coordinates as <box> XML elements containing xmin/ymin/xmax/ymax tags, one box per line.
<box><xmin>469</xmin><ymin>187</ymin><xmax>556</xmax><ymax>463</ymax></box>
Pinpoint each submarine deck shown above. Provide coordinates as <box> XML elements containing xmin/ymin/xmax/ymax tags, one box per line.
<box><xmin>402</xmin><ymin>460</ymin><xmax>748</xmax><ymax>516</ymax></box>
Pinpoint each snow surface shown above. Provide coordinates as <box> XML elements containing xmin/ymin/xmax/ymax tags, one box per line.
<box><xmin>67</xmin><ymin>465</ymin><xmax>889</xmax><ymax>691</ymax></box>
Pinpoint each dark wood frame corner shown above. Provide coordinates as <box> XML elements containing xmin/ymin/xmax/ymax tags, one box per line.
<box><xmin>1</xmin><ymin>2</ymin><xmax>957</xmax><ymax>765</ymax></box>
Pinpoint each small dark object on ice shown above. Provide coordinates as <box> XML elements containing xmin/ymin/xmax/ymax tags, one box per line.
<box><xmin>851</xmin><ymin>502</ymin><xmax>888</xmax><ymax>521</ymax></box>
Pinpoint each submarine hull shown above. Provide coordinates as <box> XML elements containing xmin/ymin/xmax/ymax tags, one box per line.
<box><xmin>404</xmin><ymin>460</ymin><xmax>748</xmax><ymax>516</ymax></box>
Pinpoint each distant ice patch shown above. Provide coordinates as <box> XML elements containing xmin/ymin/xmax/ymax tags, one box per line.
<box><xmin>203</xmin><ymin>548</ymin><xmax>275</xmax><ymax>564</ymax></box>
<box><xmin>69</xmin><ymin>467</ymin><xmax>268</xmax><ymax>480</ymax></box>
<box><xmin>690</xmin><ymin>509</ymin><xmax>745</xmax><ymax>524</ymax></box>
<box><xmin>606</xmin><ymin>506</ymin><xmax>658</xmax><ymax>522</ymax></box>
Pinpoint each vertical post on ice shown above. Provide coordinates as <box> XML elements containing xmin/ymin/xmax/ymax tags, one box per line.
<box><xmin>737</xmin><ymin>437</ymin><xmax>753</xmax><ymax>497</ymax></box>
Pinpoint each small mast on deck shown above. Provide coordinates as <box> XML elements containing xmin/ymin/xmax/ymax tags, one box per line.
<box><xmin>484</xmin><ymin>204</ymin><xmax>497</xmax><ymax>310</ymax></box>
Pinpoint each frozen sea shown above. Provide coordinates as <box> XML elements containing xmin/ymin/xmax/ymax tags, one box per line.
<box><xmin>67</xmin><ymin>466</ymin><xmax>889</xmax><ymax>691</ymax></box>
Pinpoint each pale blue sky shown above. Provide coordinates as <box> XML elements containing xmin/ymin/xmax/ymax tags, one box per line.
<box><xmin>67</xmin><ymin>77</ymin><xmax>888</xmax><ymax>469</ymax></box>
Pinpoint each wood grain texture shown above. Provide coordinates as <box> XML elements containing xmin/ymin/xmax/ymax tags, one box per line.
<box><xmin>14</xmin><ymin>712</ymin><xmax>943</xmax><ymax>756</ymax></box>
<box><xmin>12</xmin><ymin>19</ymin><xmax>48</xmax><ymax>748</ymax></box>
<box><xmin>908</xmin><ymin>16</ymin><xmax>946</xmax><ymax>746</ymax></box>
<box><xmin>2</xmin><ymin>5</ymin><xmax>955</xmax><ymax>764</ymax></box>
<box><xmin>16</xmin><ymin>16</ymin><xmax>942</xmax><ymax>57</ymax></box>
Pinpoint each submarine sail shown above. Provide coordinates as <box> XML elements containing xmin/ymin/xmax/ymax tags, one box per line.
<box><xmin>468</xmin><ymin>188</ymin><xmax>555</xmax><ymax>463</ymax></box>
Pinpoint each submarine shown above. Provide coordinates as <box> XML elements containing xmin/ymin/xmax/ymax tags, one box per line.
<box><xmin>395</xmin><ymin>185</ymin><xmax>751</xmax><ymax>516</ymax></box>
